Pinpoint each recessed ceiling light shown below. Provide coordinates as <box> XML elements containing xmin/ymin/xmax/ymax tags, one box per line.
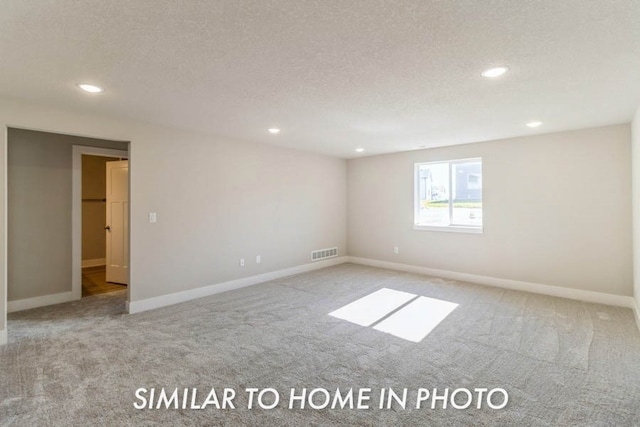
<box><xmin>268</xmin><ymin>128</ymin><xmax>280</xmax><ymax>134</ymax></box>
<box><xmin>481</xmin><ymin>66</ymin><xmax>509</xmax><ymax>78</ymax></box>
<box><xmin>526</xmin><ymin>121</ymin><xmax>542</xmax><ymax>128</ymax></box>
<box><xmin>77</xmin><ymin>83</ymin><xmax>104</xmax><ymax>93</ymax></box>
<box><xmin>355</xmin><ymin>148</ymin><xmax>364</xmax><ymax>152</ymax></box>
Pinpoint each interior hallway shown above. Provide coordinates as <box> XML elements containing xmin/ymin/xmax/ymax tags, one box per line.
<box><xmin>82</xmin><ymin>266</ymin><xmax>126</xmax><ymax>297</ymax></box>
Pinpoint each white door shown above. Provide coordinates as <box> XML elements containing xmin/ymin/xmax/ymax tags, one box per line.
<box><xmin>106</xmin><ymin>160</ymin><xmax>129</xmax><ymax>284</ymax></box>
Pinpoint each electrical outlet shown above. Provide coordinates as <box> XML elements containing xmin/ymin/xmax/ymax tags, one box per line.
<box><xmin>239</xmin><ymin>258</ymin><xmax>245</xmax><ymax>267</ymax></box>
<box><xmin>256</xmin><ymin>255</ymin><xmax>261</xmax><ymax>264</ymax></box>
<box><xmin>149</xmin><ymin>212</ymin><xmax>157</xmax><ymax>223</ymax></box>
<box><xmin>393</xmin><ymin>246</ymin><xmax>399</xmax><ymax>254</ymax></box>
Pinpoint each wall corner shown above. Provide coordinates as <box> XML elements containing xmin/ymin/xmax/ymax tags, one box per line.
<box><xmin>632</xmin><ymin>104</ymin><xmax>640</xmax><ymax>328</ymax></box>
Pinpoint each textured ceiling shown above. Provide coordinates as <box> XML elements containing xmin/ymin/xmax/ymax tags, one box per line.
<box><xmin>1</xmin><ymin>1</ymin><xmax>639</xmax><ymax>158</ymax></box>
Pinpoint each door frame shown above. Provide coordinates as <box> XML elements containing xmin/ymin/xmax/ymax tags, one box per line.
<box><xmin>72</xmin><ymin>146</ymin><xmax>128</xmax><ymax>300</ymax></box>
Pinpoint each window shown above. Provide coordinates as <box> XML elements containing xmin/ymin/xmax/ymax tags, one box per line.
<box><xmin>414</xmin><ymin>158</ymin><xmax>482</xmax><ymax>233</ymax></box>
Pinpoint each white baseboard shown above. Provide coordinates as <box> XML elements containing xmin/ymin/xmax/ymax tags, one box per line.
<box><xmin>634</xmin><ymin>300</ymin><xmax>640</xmax><ymax>333</ymax></box>
<box><xmin>8</xmin><ymin>291</ymin><xmax>77</xmax><ymax>313</ymax></box>
<box><xmin>82</xmin><ymin>258</ymin><xmax>106</xmax><ymax>268</ymax></box>
<box><xmin>347</xmin><ymin>257</ymin><xmax>636</xmax><ymax>309</ymax></box>
<box><xmin>128</xmin><ymin>256</ymin><xmax>348</xmax><ymax>314</ymax></box>
<box><xmin>0</xmin><ymin>328</ymin><xmax>6</xmax><ymax>345</ymax></box>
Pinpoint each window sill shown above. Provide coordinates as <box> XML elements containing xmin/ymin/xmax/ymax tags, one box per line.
<box><xmin>413</xmin><ymin>224</ymin><xmax>483</xmax><ymax>234</ymax></box>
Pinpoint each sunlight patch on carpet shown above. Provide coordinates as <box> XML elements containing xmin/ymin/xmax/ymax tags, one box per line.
<box><xmin>373</xmin><ymin>296</ymin><xmax>458</xmax><ymax>342</ymax></box>
<box><xmin>330</xmin><ymin>289</ymin><xmax>458</xmax><ymax>342</ymax></box>
<box><xmin>328</xmin><ymin>288</ymin><xmax>416</xmax><ymax>326</ymax></box>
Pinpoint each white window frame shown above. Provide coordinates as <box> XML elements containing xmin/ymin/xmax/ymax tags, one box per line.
<box><xmin>413</xmin><ymin>157</ymin><xmax>483</xmax><ymax>234</ymax></box>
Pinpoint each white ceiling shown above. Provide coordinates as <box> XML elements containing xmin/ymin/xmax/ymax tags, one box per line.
<box><xmin>1</xmin><ymin>1</ymin><xmax>639</xmax><ymax>158</ymax></box>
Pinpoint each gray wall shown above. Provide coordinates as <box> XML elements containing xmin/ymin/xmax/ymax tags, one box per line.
<box><xmin>8</xmin><ymin>129</ymin><xmax>128</xmax><ymax>301</ymax></box>
<box><xmin>348</xmin><ymin>124</ymin><xmax>633</xmax><ymax>296</ymax></box>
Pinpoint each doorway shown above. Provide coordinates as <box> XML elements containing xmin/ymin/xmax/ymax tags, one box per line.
<box><xmin>79</xmin><ymin>154</ymin><xmax>129</xmax><ymax>297</ymax></box>
<box><xmin>6</xmin><ymin>129</ymin><xmax>130</xmax><ymax>314</ymax></box>
<box><xmin>72</xmin><ymin>146</ymin><xmax>129</xmax><ymax>301</ymax></box>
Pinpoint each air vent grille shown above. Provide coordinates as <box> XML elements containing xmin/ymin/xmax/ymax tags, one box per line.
<box><xmin>311</xmin><ymin>247</ymin><xmax>338</xmax><ymax>262</ymax></box>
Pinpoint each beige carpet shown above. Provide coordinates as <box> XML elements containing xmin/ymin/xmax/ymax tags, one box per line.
<box><xmin>2</xmin><ymin>263</ymin><xmax>640</xmax><ymax>426</ymax></box>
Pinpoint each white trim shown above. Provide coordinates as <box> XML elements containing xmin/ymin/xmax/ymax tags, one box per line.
<box><xmin>128</xmin><ymin>256</ymin><xmax>348</xmax><ymax>314</ymax></box>
<box><xmin>2</xmin><ymin>125</ymin><xmax>6</xmax><ymax>341</ymax></box>
<box><xmin>72</xmin><ymin>146</ymin><xmax>128</xmax><ymax>301</ymax></box>
<box><xmin>82</xmin><ymin>258</ymin><xmax>106</xmax><ymax>268</ymax></box>
<box><xmin>634</xmin><ymin>299</ymin><xmax>640</xmax><ymax>333</ymax></box>
<box><xmin>413</xmin><ymin>224</ymin><xmax>483</xmax><ymax>234</ymax></box>
<box><xmin>347</xmin><ymin>257</ymin><xmax>636</xmax><ymax>309</ymax></box>
<box><xmin>8</xmin><ymin>291</ymin><xmax>75</xmax><ymax>313</ymax></box>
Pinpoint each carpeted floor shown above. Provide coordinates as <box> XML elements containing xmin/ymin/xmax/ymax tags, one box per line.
<box><xmin>2</xmin><ymin>263</ymin><xmax>640</xmax><ymax>426</ymax></box>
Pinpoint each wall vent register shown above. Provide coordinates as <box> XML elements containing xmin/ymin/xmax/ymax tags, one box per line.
<box><xmin>311</xmin><ymin>247</ymin><xmax>338</xmax><ymax>261</ymax></box>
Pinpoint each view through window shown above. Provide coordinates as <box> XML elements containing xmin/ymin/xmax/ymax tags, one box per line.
<box><xmin>415</xmin><ymin>158</ymin><xmax>482</xmax><ymax>231</ymax></box>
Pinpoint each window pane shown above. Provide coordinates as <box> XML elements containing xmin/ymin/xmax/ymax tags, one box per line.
<box><xmin>417</xmin><ymin>163</ymin><xmax>449</xmax><ymax>226</ymax></box>
<box><xmin>451</xmin><ymin>161</ymin><xmax>482</xmax><ymax>226</ymax></box>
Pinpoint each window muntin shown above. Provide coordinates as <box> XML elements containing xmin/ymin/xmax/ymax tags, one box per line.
<box><xmin>415</xmin><ymin>158</ymin><xmax>482</xmax><ymax>231</ymax></box>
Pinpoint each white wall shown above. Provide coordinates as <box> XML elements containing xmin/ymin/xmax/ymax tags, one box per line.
<box><xmin>131</xmin><ymin>128</ymin><xmax>346</xmax><ymax>301</ymax></box>
<box><xmin>632</xmin><ymin>105</ymin><xmax>640</xmax><ymax>322</ymax></box>
<box><xmin>0</xmin><ymin>98</ymin><xmax>347</xmax><ymax>338</ymax></box>
<box><xmin>348</xmin><ymin>125</ymin><xmax>633</xmax><ymax>297</ymax></box>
